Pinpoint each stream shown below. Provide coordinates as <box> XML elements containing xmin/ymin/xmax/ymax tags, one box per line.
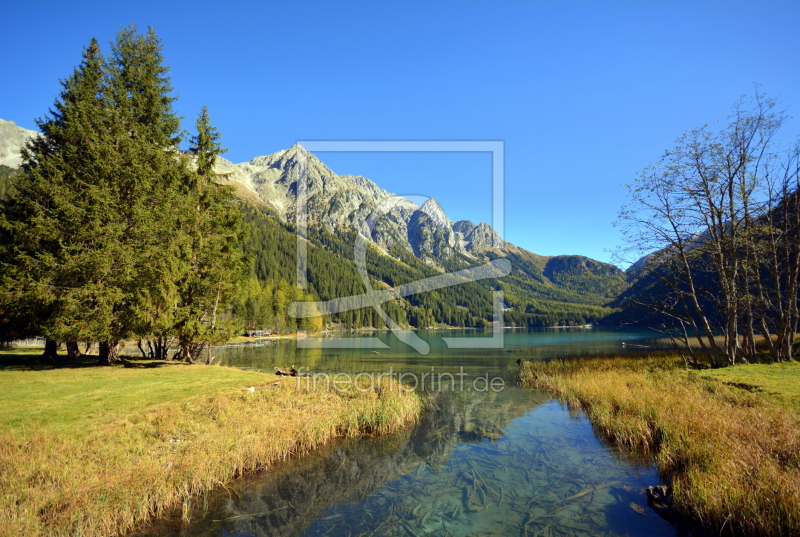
<box><xmin>134</xmin><ymin>328</ymin><xmax>678</xmax><ymax>537</ymax></box>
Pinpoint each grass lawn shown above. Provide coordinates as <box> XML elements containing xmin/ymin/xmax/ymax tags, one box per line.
<box><xmin>0</xmin><ymin>347</ymin><xmax>421</xmax><ymax>537</ymax></box>
<box><xmin>0</xmin><ymin>351</ymin><xmax>272</xmax><ymax>435</ymax></box>
<box><xmin>697</xmin><ymin>360</ymin><xmax>800</xmax><ymax>410</ymax></box>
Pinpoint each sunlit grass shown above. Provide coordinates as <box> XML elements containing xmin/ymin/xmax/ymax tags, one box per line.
<box><xmin>0</xmin><ymin>348</ymin><xmax>422</xmax><ymax>537</ymax></box>
<box><xmin>518</xmin><ymin>353</ymin><xmax>800</xmax><ymax>536</ymax></box>
<box><xmin>698</xmin><ymin>361</ymin><xmax>800</xmax><ymax>411</ymax></box>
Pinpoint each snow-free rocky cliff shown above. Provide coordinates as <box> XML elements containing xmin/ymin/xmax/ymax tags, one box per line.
<box><xmin>0</xmin><ymin>119</ymin><xmax>38</xmax><ymax>168</ymax></box>
<box><xmin>220</xmin><ymin>144</ymin><xmax>510</xmax><ymax>266</ymax></box>
<box><xmin>0</xmin><ymin>122</ymin><xmax>525</xmax><ymax>268</ymax></box>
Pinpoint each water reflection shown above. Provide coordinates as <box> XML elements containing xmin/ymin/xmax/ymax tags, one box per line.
<box><xmin>214</xmin><ymin>327</ymin><xmax>664</xmax><ymax>378</ymax></box>
<box><xmin>133</xmin><ymin>329</ymin><xmax>677</xmax><ymax>536</ymax></box>
<box><xmin>302</xmin><ymin>393</ymin><xmax>675</xmax><ymax>537</ymax></box>
<box><xmin>134</xmin><ymin>392</ymin><xmax>675</xmax><ymax>536</ymax></box>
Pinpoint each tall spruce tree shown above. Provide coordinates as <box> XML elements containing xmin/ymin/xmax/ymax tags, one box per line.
<box><xmin>0</xmin><ymin>38</ymin><xmax>112</xmax><ymax>353</ymax></box>
<box><xmin>100</xmin><ymin>25</ymin><xmax>192</xmax><ymax>363</ymax></box>
<box><xmin>0</xmin><ymin>26</ymin><xmax>197</xmax><ymax>363</ymax></box>
<box><xmin>173</xmin><ymin>106</ymin><xmax>245</xmax><ymax>363</ymax></box>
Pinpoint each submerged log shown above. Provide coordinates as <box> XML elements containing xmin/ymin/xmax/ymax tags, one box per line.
<box><xmin>274</xmin><ymin>365</ymin><xmax>311</xmax><ymax>377</ymax></box>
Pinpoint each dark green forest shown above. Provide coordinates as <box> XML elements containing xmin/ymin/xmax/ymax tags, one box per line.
<box><xmin>238</xmin><ymin>204</ymin><xmax>626</xmax><ymax>332</ymax></box>
<box><xmin>0</xmin><ymin>26</ymin><xmax>630</xmax><ymax>356</ymax></box>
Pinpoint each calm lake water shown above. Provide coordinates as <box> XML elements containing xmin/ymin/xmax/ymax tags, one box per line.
<box><xmin>136</xmin><ymin>328</ymin><xmax>678</xmax><ymax>537</ymax></box>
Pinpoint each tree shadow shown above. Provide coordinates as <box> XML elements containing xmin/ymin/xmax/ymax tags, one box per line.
<box><xmin>0</xmin><ymin>351</ymin><xmax>178</xmax><ymax>371</ymax></box>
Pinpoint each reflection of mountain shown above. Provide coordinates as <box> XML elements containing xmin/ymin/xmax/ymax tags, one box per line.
<box><xmin>410</xmin><ymin>389</ymin><xmax>546</xmax><ymax>468</ymax></box>
<box><xmin>132</xmin><ymin>384</ymin><xmax>676</xmax><ymax>537</ymax></box>
<box><xmin>130</xmin><ymin>388</ymin><xmax>544</xmax><ymax>537</ymax></box>
<box><xmin>129</xmin><ymin>432</ymin><xmax>418</xmax><ymax>537</ymax></box>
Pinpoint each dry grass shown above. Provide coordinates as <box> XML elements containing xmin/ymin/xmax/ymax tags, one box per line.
<box><xmin>0</xmin><ymin>353</ymin><xmax>421</xmax><ymax>537</ymax></box>
<box><xmin>518</xmin><ymin>353</ymin><xmax>800</xmax><ymax>536</ymax></box>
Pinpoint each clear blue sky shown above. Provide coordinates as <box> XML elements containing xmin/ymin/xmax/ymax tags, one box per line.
<box><xmin>2</xmin><ymin>1</ymin><xmax>799</xmax><ymax>265</ymax></box>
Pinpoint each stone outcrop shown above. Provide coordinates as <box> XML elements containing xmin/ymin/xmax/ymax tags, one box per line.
<box><xmin>222</xmin><ymin>145</ymin><xmax>511</xmax><ymax>266</ymax></box>
<box><xmin>0</xmin><ymin>118</ymin><xmax>38</xmax><ymax>168</ymax></box>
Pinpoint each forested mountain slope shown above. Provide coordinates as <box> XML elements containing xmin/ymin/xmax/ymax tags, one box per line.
<box><xmin>1</xmin><ymin>118</ymin><xmax>628</xmax><ymax>331</ymax></box>
<box><xmin>240</xmin><ymin>203</ymin><xmax>626</xmax><ymax>329</ymax></box>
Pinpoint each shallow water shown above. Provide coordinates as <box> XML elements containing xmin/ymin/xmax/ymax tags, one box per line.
<box><xmin>135</xmin><ymin>328</ymin><xmax>677</xmax><ymax>536</ymax></box>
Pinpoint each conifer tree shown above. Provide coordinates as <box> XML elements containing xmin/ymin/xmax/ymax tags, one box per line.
<box><xmin>0</xmin><ymin>27</ymin><xmax>195</xmax><ymax>363</ymax></box>
<box><xmin>101</xmin><ymin>25</ymin><xmax>193</xmax><ymax>363</ymax></box>
<box><xmin>173</xmin><ymin>106</ymin><xmax>245</xmax><ymax>362</ymax></box>
<box><xmin>0</xmin><ymin>38</ymin><xmax>111</xmax><ymax>352</ymax></box>
<box><xmin>107</xmin><ymin>26</ymin><xmax>182</xmax><ymax>146</ymax></box>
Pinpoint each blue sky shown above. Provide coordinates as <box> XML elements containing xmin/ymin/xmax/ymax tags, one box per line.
<box><xmin>2</xmin><ymin>1</ymin><xmax>799</xmax><ymax>265</ymax></box>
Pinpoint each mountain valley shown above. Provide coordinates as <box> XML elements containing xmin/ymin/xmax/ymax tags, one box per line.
<box><xmin>0</xmin><ymin>118</ymin><xmax>627</xmax><ymax>329</ymax></box>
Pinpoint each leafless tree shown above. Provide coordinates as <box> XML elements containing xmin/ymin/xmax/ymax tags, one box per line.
<box><xmin>617</xmin><ymin>92</ymin><xmax>799</xmax><ymax>366</ymax></box>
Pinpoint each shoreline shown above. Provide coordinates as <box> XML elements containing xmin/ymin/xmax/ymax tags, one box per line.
<box><xmin>6</xmin><ymin>325</ymin><xmax>603</xmax><ymax>355</ymax></box>
<box><xmin>517</xmin><ymin>351</ymin><xmax>800</xmax><ymax>536</ymax></box>
<box><xmin>0</xmin><ymin>348</ymin><xmax>422</xmax><ymax>537</ymax></box>
<box><xmin>228</xmin><ymin>324</ymin><xmax>597</xmax><ymax>343</ymax></box>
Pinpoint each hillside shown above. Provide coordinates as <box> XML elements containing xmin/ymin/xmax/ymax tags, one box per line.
<box><xmin>0</xmin><ymin>120</ymin><xmax>627</xmax><ymax>329</ymax></box>
<box><xmin>240</xmin><ymin>204</ymin><xmax>626</xmax><ymax>329</ymax></box>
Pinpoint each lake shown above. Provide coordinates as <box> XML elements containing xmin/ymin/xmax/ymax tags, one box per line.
<box><xmin>136</xmin><ymin>328</ymin><xmax>678</xmax><ymax>537</ymax></box>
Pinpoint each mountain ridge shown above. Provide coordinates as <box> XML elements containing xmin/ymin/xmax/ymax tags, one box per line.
<box><xmin>1</xmin><ymin>120</ymin><xmax>628</xmax><ymax>326</ymax></box>
<box><xmin>0</xmin><ymin>121</ymin><xmax>608</xmax><ymax>274</ymax></box>
<box><xmin>218</xmin><ymin>144</ymin><xmax>530</xmax><ymax>268</ymax></box>
<box><xmin>0</xmin><ymin>118</ymin><xmax>39</xmax><ymax>168</ymax></box>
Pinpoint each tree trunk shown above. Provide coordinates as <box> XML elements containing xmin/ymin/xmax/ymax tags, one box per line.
<box><xmin>65</xmin><ymin>341</ymin><xmax>82</xmax><ymax>360</ymax></box>
<box><xmin>137</xmin><ymin>339</ymin><xmax>149</xmax><ymax>359</ymax></box>
<box><xmin>42</xmin><ymin>339</ymin><xmax>59</xmax><ymax>360</ymax></box>
<box><xmin>179</xmin><ymin>338</ymin><xmax>193</xmax><ymax>363</ymax></box>
<box><xmin>155</xmin><ymin>337</ymin><xmax>170</xmax><ymax>360</ymax></box>
<box><xmin>98</xmin><ymin>340</ymin><xmax>121</xmax><ymax>365</ymax></box>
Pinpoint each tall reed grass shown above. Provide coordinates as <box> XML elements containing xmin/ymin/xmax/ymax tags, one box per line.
<box><xmin>519</xmin><ymin>353</ymin><xmax>800</xmax><ymax>536</ymax></box>
<box><xmin>0</xmin><ymin>369</ymin><xmax>421</xmax><ymax>537</ymax></box>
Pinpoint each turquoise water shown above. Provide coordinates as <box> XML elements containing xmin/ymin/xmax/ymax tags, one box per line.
<box><xmin>135</xmin><ymin>328</ymin><xmax>677</xmax><ymax>536</ymax></box>
<box><xmin>215</xmin><ymin>327</ymin><xmax>663</xmax><ymax>381</ymax></box>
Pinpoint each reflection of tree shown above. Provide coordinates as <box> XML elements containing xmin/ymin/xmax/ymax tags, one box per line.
<box><xmin>131</xmin><ymin>388</ymin><xmax>542</xmax><ymax>537</ymax></box>
<box><xmin>131</xmin><ymin>431</ymin><xmax>417</xmax><ymax>537</ymax></box>
<box><xmin>412</xmin><ymin>388</ymin><xmax>546</xmax><ymax>472</ymax></box>
<box><xmin>133</xmin><ymin>386</ymin><xmax>676</xmax><ymax>537</ymax></box>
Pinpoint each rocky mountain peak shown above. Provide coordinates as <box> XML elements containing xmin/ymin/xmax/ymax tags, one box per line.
<box><xmin>220</xmin><ymin>146</ymin><xmax>519</xmax><ymax>265</ymax></box>
<box><xmin>0</xmin><ymin>118</ymin><xmax>39</xmax><ymax>168</ymax></box>
<box><xmin>453</xmin><ymin>220</ymin><xmax>477</xmax><ymax>236</ymax></box>
<box><xmin>248</xmin><ymin>144</ymin><xmax>318</xmax><ymax>171</ymax></box>
<box><xmin>417</xmin><ymin>198</ymin><xmax>451</xmax><ymax>229</ymax></box>
<box><xmin>465</xmin><ymin>222</ymin><xmax>504</xmax><ymax>251</ymax></box>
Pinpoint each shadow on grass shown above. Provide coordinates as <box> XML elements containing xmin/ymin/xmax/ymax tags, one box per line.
<box><xmin>0</xmin><ymin>351</ymin><xmax>180</xmax><ymax>372</ymax></box>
